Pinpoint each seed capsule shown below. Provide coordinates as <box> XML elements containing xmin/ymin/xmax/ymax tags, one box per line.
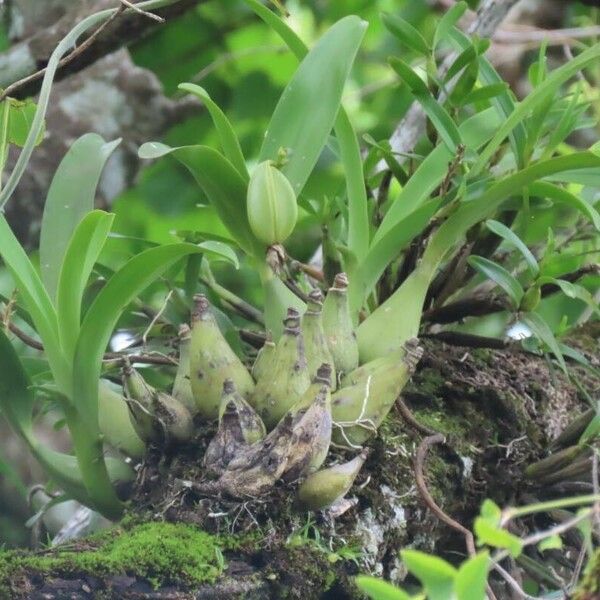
<box><xmin>247</xmin><ymin>160</ymin><xmax>298</xmax><ymax>246</ymax></box>
<box><xmin>171</xmin><ymin>324</ymin><xmax>196</xmax><ymax>415</ymax></box>
<box><xmin>301</xmin><ymin>289</ymin><xmax>336</xmax><ymax>383</ymax></box>
<box><xmin>297</xmin><ymin>449</ymin><xmax>368</xmax><ymax>511</ymax></box>
<box><xmin>189</xmin><ymin>294</ymin><xmax>255</xmax><ymax>420</ymax></box>
<box><xmin>331</xmin><ymin>339</ymin><xmax>423</xmax><ymax>447</ymax></box>
<box><xmin>252</xmin><ymin>331</ymin><xmax>276</xmax><ymax>382</ymax></box>
<box><xmin>252</xmin><ymin>308</ymin><xmax>311</xmax><ymax>428</ymax></box>
<box><xmin>322</xmin><ymin>273</ymin><xmax>359</xmax><ymax>376</ymax></box>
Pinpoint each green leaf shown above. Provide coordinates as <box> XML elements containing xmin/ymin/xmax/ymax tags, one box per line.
<box><xmin>355</xmin><ymin>576</ymin><xmax>412</xmax><ymax>600</ymax></box>
<box><xmin>471</xmin><ymin>42</ymin><xmax>600</xmax><ymax>176</ymax></box>
<box><xmin>468</xmin><ymin>256</ymin><xmax>524</xmax><ymax>307</ymax></box>
<box><xmin>537</xmin><ymin>277</ymin><xmax>600</xmax><ymax>318</ymax></box>
<box><xmin>0</xmin><ymin>328</ymin><xmax>132</xmax><ymax>508</ymax></box>
<box><xmin>454</xmin><ymin>552</ymin><xmax>490</xmax><ymax>600</ymax></box>
<box><xmin>244</xmin><ymin>0</ymin><xmax>369</xmax><ymax>262</ymax></box>
<box><xmin>358</xmin><ymin>151</ymin><xmax>600</xmax><ymax>361</ymax></box>
<box><xmin>474</xmin><ymin>517</ymin><xmax>523</xmax><ymax>557</ymax></box>
<box><xmin>389</xmin><ymin>57</ymin><xmax>462</xmax><ymax>153</ymax></box>
<box><xmin>433</xmin><ymin>1</ymin><xmax>467</xmax><ymax>49</ymax></box>
<box><xmin>0</xmin><ymin>216</ymin><xmax>68</xmax><ymax>391</ymax></box>
<box><xmin>350</xmin><ymin>198</ymin><xmax>443</xmax><ymax>312</ymax></box>
<box><xmin>0</xmin><ymin>99</ymin><xmax>45</xmax><ymax>147</ymax></box>
<box><xmin>139</xmin><ymin>143</ymin><xmax>262</xmax><ymax>257</ymax></box>
<box><xmin>178</xmin><ymin>83</ymin><xmax>248</xmax><ymax>180</ymax></box>
<box><xmin>401</xmin><ymin>550</ymin><xmax>456</xmax><ymax>600</ymax></box>
<box><xmin>372</xmin><ymin>107</ymin><xmax>501</xmax><ymax>245</ymax></box>
<box><xmin>538</xmin><ymin>534</ymin><xmax>562</xmax><ymax>552</ymax></box>
<box><xmin>73</xmin><ymin>243</ymin><xmax>203</xmax><ymax>431</ymax></box>
<box><xmin>259</xmin><ymin>16</ymin><xmax>367</xmax><ymax>195</ymax></box>
<box><xmin>521</xmin><ymin>312</ymin><xmax>567</xmax><ymax>374</ymax></box>
<box><xmin>456</xmin><ymin>83</ymin><xmax>509</xmax><ymax>107</ymax></box>
<box><xmin>485</xmin><ymin>220</ymin><xmax>539</xmax><ymax>276</ymax></box>
<box><xmin>56</xmin><ymin>210</ymin><xmax>115</xmax><ymax>361</ymax></box>
<box><xmin>382</xmin><ymin>12</ymin><xmax>430</xmax><ymax>56</ymax></box>
<box><xmin>444</xmin><ymin>42</ymin><xmax>485</xmax><ymax>83</ymax></box>
<box><xmin>39</xmin><ymin>133</ymin><xmax>120</xmax><ymax>300</ymax></box>
<box><xmin>197</xmin><ymin>240</ymin><xmax>239</xmax><ymax>269</ymax></box>
<box><xmin>529</xmin><ymin>181</ymin><xmax>600</xmax><ymax>231</ymax></box>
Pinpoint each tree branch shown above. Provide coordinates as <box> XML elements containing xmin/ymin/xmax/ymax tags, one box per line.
<box><xmin>0</xmin><ymin>0</ymin><xmax>201</xmax><ymax>98</ymax></box>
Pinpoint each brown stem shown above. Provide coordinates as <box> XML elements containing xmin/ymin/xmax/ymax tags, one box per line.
<box><xmin>396</xmin><ymin>398</ymin><xmax>438</xmax><ymax>436</ymax></box>
<box><xmin>414</xmin><ymin>434</ymin><xmax>477</xmax><ymax>557</ymax></box>
<box><xmin>421</xmin><ymin>331</ymin><xmax>510</xmax><ymax>350</ymax></box>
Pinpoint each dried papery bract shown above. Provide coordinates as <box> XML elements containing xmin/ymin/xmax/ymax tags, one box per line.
<box><xmin>331</xmin><ymin>339</ymin><xmax>423</xmax><ymax>447</ymax></box>
<box><xmin>322</xmin><ymin>273</ymin><xmax>359</xmax><ymax>376</ymax></box>
<box><xmin>297</xmin><ymin>449</ymin><xmax>369</xmax><ymax>510</ymax></box>
<box><xmin>283</xmin><ymin>385</ymin><xmax>332</xmax><ymax>482</ymax></box>
<box><xmin>212</xmin><ymin>413</ymin><xmax>296</xmax><ymax>498</ymax></box>
<box><xmin>171</xmin><ymin>324</ymin><xmax>196</xmax><ymax>415</ymax></box>
<box><xmin>252</xmin><ymin>307</ymin><xmax>310</xmax><ymax>428</ymax></box>
<box><xmin>301</xmin><ymin>289</ymin><xmax>336</xmax><ymax>383</ymax></box>
<box><xmin>204</xmin><ymin>379</ymin><xmax>266</xmax><ymax>476</ymax></box>
<box><xmin>189</xmin><ymin>294</ymin><xmax>255</xmax><ymax>420</ymax></box>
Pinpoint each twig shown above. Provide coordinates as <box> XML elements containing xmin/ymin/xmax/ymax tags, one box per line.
<box><xmin>0</xmin><ymin>5</ymin><xmax>125</xmax><ymax>103</ymax></box>
<box><xmin>120</xmin><ymin>0</ymin><xmax>165</xmax><ymax>22</ymax></box>
<box><xmin>142</xmin><ymin>290</ymin><xmax>173</xmax><ymax>348</ymax></box>
<box><xmin>414</xmin><ymin>433</ymin><xmax>476</xmax><ymax>556</ymax></box>
<box><xmin>5</xmin><ymin>317</ymin><xmax>176</xmax><ymax>365</ymax></box>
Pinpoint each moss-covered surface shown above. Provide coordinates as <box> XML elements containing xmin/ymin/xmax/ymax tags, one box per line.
<box><xmin>0</xmin><ymin>521</ymin><xmax>228</xmax><ymax>597</ymax></box>
<box><xmin>573</xmin><ymin>547</ymin><xmax>600</xmax><ymax>600</ymax></box>
<box><xmin>4</xmin><ymin>337</ymin><xmax>598</xmax><ymax>598</ymax></box>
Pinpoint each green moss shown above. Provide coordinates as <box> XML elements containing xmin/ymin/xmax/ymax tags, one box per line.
<box><xmin>0</xmin><ymin>522</ymin><xmax>225</xmax><ymax>593</ymax></box>
<box><xmin>574</xmin><ymin>548</ymin><xmax>600</xmax><ymax>600</ymax></box>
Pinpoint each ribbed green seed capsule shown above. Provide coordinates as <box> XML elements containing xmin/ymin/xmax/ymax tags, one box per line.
<box><xmin>322</xmin><ymin>273</ymin><xmax>359</xmax><ymax>376</ymax></box>
<box><xmin>172</xmin><ymin>324</ymin><xmax>196</xmax><ymax>415</ymax></box>
<box><xmin>331</xmin><ymin>340</ymin><xmax>423</xmax><ymax>447</ymax></box>
<box><xmin>301</xmin><ymin>289</ymin><xmax>336</xmax><ymax>383</ymax></box>
<box><xmin>247</xmin><ymin>160</ymin><xmax>298</xmax><ymax>246</ymax></box>
<box><xmin>252</xmin><ymin>308</ymin><xmax>310</xmax><ymax>429</ymax></box>
<box><xmin>252</xmin><ymin>331</ymin><xmax>276</xmax><ymax>382</ymax></box>
<box><xmin>297</xmin><ymin>449</ymin><xmax>368</xmax><ymax>511</ymax></box>
<box><xmin>189</xmin><ymin>294</ymin><xmax>255</xmax><ymax>420</ymax></box>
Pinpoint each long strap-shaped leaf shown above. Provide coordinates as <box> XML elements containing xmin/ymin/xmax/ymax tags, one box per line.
<box><xmin>0</xmin><ymin>329</ymin><xmax>132</xmax><ymax>514</ymax></box>
<box><xmin>178</xmin><ymin>83</ymin><xmax>249</xmax><ymax>181</ymax></box>
<box><xmin>470</xmin><ymin>42</ymin><xmax>600</xmax><ymax>176</ymax></box>
<box><xmin>56</xmin><ymin>210</ymin><xmax>115</xmax><ymax>361</ymax></box>
<box><xmin>0</xmin><ymin>216</ymin><xmax>69</xmax><ymax>391</ymax></box>
<box><xmin>73</xmin><ymin>243</ymin><xmax>203</xmax><ymax>432</ymax></box>
<box><xmin>245</xmin><ymin>0</ymin><xmax>370</xmax><ymax>261</ymax></box>
<box><xmin>357</xmin><ymin>152</ymin><xmax>600</xmax><ymax>361</ymax></box>
<box><xmin>40</xmin><ymin>134</ymin><xmax>120</xmax><ymax>299</ymax></box>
